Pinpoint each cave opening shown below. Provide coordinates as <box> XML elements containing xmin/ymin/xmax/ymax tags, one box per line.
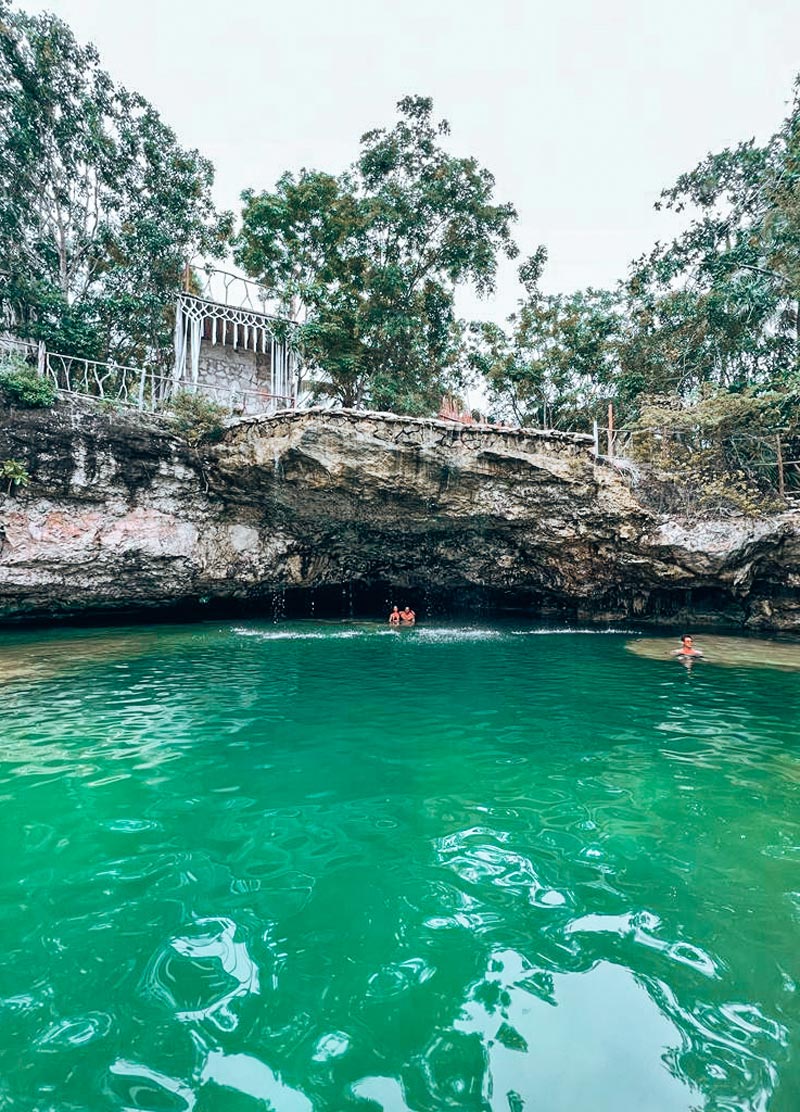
<box><xmin>276</xmin><ymin>580</ymin><xmax>560</xmax><ymax>622</ymax></box>
<box><xmin>4</xmin><ymin>579</ymin><xmax>774</xmax><ymax>631</ymax></box>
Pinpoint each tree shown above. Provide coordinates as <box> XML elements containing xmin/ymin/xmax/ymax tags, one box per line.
<box><xmin>469</xmin><ymin>248</ymin><xmax>623</xmax><ymax>430</ymax></box>
<box><xmin>624</xmin><ymin>79</ymin><xmax>800</xmax><ymax>402</ymax></box>
<box><xmin>235</xmin><ymin>96</ymin><xmax>518</xmax><ymax>413</ymax></box>
<box><xmin>0</xmin><ymin>3</ymin><xmax>231</xmax><ymax>367</ymax></box>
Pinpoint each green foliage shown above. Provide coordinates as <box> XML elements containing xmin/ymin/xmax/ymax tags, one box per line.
<box><xmin>625</xmin><ymin>389</ymin><xmax>798</xmax><ymax>517</ymax></box>
<box><xmin>470</xmin><ymin>280</ymin><xmax>623</xmax><ymax>430</ymax></box>
<box><xmin>168</xmin><ymin>391</ymin><xmax>229</xmax><ymax>444</ymax></box>
<box><xmin>235</xmin><ymin>96</ymin><xmax>518</xmax><ymax>413</ymax></box>
<box><xmin>622</xmin><ymin>79</ymin><xmax>800</xmax><ymax>401</ymax></box>
<box><xmin>0</xmin><ymin>6</ymin><xmax>232</xmax><ymax>368</ymax></box>
<box><xmin>631</xmin><ymin>388</ymin><xmax>789</xmax><ymax>436</ymax></box>
<box><xmin>0</xmin><ymin>457</ymin><xmax>30</xmax><ymax>494</ymax></box>
<box><xmin>0</xmin><ymin>354</ymin><xmax>57</xmax><ymax>407</ymax></box>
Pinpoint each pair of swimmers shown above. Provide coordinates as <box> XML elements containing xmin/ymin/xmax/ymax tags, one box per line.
<box><xmin>388</xmin><ymin>606</ymin><xmax>416</xmax><ymax>627</ymax></box>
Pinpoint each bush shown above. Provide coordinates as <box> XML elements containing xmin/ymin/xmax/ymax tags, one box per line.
<box><xmin>623</xmin><ymin>389</ymin><xmax>798</xmax><ymax>516</ymax></box>
<box><xmin>0</xmin><ymin>458</ymin><xmax>30</xmax><ymax>495</ymax></box>
<box><xmin>0</xmin><ymin>355</ymin><xmax>57</xmax><ymax>408</ymax></box>
<box><xmin>168</xmin><ymin>391</ymin><xmax>229</xmax><ymax>444</ymax></box>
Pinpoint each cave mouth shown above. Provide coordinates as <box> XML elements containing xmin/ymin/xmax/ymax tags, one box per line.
<box><xmin>0</xmin><ymin>582</ymin><xmax>567</xmax><ymax>630</ymax></box>
<box><xmin>184</xmin><ymin>580</ymin><xmax>564</xmax><ymax>624</ymax></box>
<box><xmin>277</xmin><ymin>580</ymin><xmax>558</xmax><ymax>621</ymax></box>
<box><xmin>2</xmin><ymin>579</ymin><xmax>772</xmax><ymax>631</ymax></box>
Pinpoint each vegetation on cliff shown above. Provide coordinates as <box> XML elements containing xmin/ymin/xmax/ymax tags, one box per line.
<box><xmin>0</xmin><ymin>352</ymin><xmax>56</xmax><ymax>408</ymax></box>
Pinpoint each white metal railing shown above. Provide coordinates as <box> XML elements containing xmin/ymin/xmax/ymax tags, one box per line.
<box><xmin>190</xmin><ymin>265</ymin><xmax>284</xmax><ymax>319</ymax></box>
<box><xmin>43</xmin><ymin>350</ymin><xmax>166</xmax><ymax>409</ymax></box>
<box><xmin>0</xmin><ymin>334</ymin><xmax>37</xmax><ymax>361</ymax></box>
<box><xmin>1</xmin><ymin>338</ymin><xmax>295</xmax><ymax>417</ymax></box>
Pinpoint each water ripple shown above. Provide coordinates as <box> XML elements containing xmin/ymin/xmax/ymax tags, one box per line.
<box><xmin>0</xmin><ymin>619</ymin><xmax>797</xmax><ymax>1110</ymax></box>
<box><xmin>144</xmin><ymin>917</ymin><xmax>260</xmax><ymax>1030</ymax></box>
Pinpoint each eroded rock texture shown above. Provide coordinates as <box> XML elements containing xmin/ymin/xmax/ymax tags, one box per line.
<box><xmin>1</xmin><ymin>399</ymin><xmax>798</xmax><ymax>627</ymax></box>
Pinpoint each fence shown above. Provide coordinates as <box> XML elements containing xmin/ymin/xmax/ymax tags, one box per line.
<box><xmin>1</xmin><ymin>338</ymin><xmax>295</xmax><ymax>417</ymax></box>
<box><xmin>189</xmin><ymin>265</ymin><xmax>279</xmax><ymax>319</ymax></box>
<box><xmin>0</xmin><ymin>334</ymin><xmax>41</xmax><ymax>369</ymax></box>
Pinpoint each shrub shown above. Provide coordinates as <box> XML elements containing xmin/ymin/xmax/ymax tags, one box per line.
<box><xmin>168</xmin><ymin>391</ymin><xmax>229</xmax><ymax>444</ymax></box>
<box><xmin>623</xmin><ymin>389</ymin><xmax>799</xmax><ymax>516</ymax></box>
<box><xmin>97</xmin><ymin>397</ymin><xmax>127</xmax><ymax>414</ymax></box>
<box><xmin>0</xmin><ymin>458</ymin><xmax>30</xmax><ymax>495</ymax></box>
<box><xmin>0</xmin><ymin>355</ymin><xmax>57</xmax><ymax>408</ymax></box>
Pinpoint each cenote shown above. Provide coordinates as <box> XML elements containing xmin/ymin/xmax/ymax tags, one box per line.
<box><xmin>1</xmin><ymin>620</ymin><xmax>799</xmax><ymax>1112</ymax></box>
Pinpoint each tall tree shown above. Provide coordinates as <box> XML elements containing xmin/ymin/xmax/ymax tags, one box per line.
<box><xmin>0</xmin><ymin>3</ymin><xmax>231</xmax><ymax>366</ymax></box>
<box><xmin>470</xmin><ymin>249</ymin><xmax>623</xmax><ymax>430</ymax></box>
<box><xmin>235</xmin><ymin>96</ymin><xmax>518</xmax><ymax>412</ymax></box>
<box><xmin>625</xmin><ymin>79</ymin><xmax>800</xmax><ymax>399</ymax></box>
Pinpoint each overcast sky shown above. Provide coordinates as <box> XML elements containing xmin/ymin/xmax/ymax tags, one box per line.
<box><xmin>25</xmin><ymin>0</ymin><xmax>800</xmax><ymax>321</ymax></box>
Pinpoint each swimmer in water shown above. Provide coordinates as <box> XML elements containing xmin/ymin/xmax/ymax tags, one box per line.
<box><xmin>388</xmin><ymin>606</ymin><xmax>400</xmax><ymax>626</ymax></box>
<box><xmin>398</xmin><ymin>606</ymin><xmax>416</xmax><ymax>626</ymax></box>
<box><xmin>672</xmin><ymin>634</ymin><xmax>703</xmax><ymax>658</ymax></box>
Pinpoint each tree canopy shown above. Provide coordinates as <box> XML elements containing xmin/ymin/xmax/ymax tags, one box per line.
<box><xmin>235</xmin><ymin>96</ymin><xmax>518</xmax><ymax>412</ymax></box>
<box><xmin>0</xmin><ymin>1</ymin><xmax>231</xmax><ymax>366</ymax></box>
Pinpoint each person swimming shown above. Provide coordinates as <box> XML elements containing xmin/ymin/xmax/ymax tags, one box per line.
<box><xmin>673</xmin><ymin>634</ymin><xmax>703</xmax><ymax>658</ymax></box>
<box><xmin>388</xmin><ymin>606</ymin><xmax>400</xmax><ymax>626</ymax></box>
<box><xmin>398</xmin><ymin>606</ymin><xmax>416</xmax><ymax>626</ymax></box>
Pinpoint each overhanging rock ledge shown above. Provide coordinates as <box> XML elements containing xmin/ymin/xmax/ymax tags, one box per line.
<box><xmin>1</xmin><ymin>400</ymin><xmax>798</xmax><ymax>628</ymax></box>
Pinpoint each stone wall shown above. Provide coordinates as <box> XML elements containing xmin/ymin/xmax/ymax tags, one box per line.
<box><xmin>194</xmin><ymin>342</ymin><xmax>273</xmax><ymax>413</ymax></box>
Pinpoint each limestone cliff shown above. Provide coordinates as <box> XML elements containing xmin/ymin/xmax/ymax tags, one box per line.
<box><xmin>1</xmin><ymin>398</ymin><xmax>798</xmax><ymax>628</ymax></box>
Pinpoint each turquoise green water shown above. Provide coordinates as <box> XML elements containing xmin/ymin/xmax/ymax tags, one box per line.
<box><xmin>0</xmin><ymin>621</ymin><xmax>799</xmax><ymax>1112</ymax></box>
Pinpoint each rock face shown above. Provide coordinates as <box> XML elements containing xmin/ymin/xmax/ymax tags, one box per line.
<box><xmin>1</xmin><ymin>398</ymin><xmax>799</xmax><ymax>628</ymax></box>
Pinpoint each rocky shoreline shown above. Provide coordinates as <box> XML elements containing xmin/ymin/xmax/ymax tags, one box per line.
<box><xmin>1</xmin><ymin>398</ymin><xmax>798</xmax><ymax>629</ymax></box>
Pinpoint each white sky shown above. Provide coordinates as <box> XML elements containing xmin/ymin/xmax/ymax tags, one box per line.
<box><xmin>25</xmin><ymin>0</ymin><xmax>800</xmax><ymax>322</ymax></box>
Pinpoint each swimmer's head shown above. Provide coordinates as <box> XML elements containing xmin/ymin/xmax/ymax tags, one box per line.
<box><xmin>681</xmin><ymin>635</ymin><xmax>693</xmax><ymax>646</ymax></box>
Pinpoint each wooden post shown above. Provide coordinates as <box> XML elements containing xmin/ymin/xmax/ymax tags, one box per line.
<box><xmin>777</xmin><ymin>433</ymin><xmax>785</xmax><ymax>499</ymax></box>
<box><xmin>607</xmin><ymin>402</ymin><xmax>615</xmax><ymax>459</ymax></box>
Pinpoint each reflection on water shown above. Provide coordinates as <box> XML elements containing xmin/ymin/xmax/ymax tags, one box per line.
<box><xmin>146</xmin><ymin>916</ymin><xmax>261</xmax><ymax>1030</ymax></box>
<box><xmin>0</xmin><ymin>620</ymin><xmax>798</xmax><ymax>1110</ymax></box>
<box><xmin>0</xmin><ymin>625</ymin><xmax>199</xmax><ymax>685</ymax></box>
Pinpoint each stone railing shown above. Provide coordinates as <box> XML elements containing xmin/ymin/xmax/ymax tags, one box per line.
<box><xmin>227</xmin><ymin>406</ymin><xmax>598</xmax><ymax>467</ymax></box>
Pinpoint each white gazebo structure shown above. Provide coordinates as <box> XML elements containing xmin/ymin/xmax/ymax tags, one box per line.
<box><xmin>173</xmin><ymin>269</ymin><xmax>300</xmax><ymax>414</ymax></box>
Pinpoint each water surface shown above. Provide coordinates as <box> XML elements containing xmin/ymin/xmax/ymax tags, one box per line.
<box><xmin>0</xmin><ymin>621</ymin><xmax>798</xmax><ymax>1111</ymax></box>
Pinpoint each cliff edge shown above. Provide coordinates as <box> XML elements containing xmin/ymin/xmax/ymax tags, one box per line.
<box><xmin>1</xmin><ymin>399</ymin><xmax>798</xmax><ymax>628</ymax></box>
